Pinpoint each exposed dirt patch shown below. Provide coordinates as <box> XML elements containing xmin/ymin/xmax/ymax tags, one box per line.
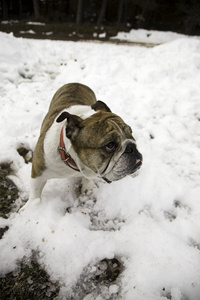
<box><xmin>0</xmin><ymin>258</ymin><xmax>59</xmax><ymax>300</ymax></box>
<box><xmin>73</xmin><ymin>257</ymin><xmax>124</xmax><ymax>299</ymax></box>
<box><xmin>94</xmin><ymin>258</ymin><xmax>122</xmax><ymax>283</ymax></box>
<box><xmin>0</xmin><ymin>20</ymin><xmax>128</xmax><ymax>41</ymax></box>
<box><xmin>0</xmin><ymin>163</ymin><xmax>18</xmax><ymax>220</ymax></box>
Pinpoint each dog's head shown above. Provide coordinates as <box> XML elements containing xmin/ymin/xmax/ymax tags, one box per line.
<box><xmin>57</xmin><ymin>101</ymin><xmax>142</xmax><ymax>182</ymax></box>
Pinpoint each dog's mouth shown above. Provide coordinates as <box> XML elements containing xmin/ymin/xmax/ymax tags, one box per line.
<box><xmin>102</xmin><ymin>158</ymin><xmax>142</xmax><ymax>184</ymax></box>
<box><xmin>102</xmin><ymin>177</ymin><xmax>112</xmax><ymax>184</ymax></box>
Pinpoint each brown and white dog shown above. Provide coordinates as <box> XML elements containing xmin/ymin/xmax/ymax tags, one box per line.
<box><xmin>22</xmin><ymin>83</ymin><xmax>142</xmax><ymax>209</ymax></box>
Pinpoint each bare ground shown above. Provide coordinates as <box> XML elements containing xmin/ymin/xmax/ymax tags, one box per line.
<box><xmin>0</xmin><ymin>20</ymin><xmax>155</xmax><ymax>47</ymax></box>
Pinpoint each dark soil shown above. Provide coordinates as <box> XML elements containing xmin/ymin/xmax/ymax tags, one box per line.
<box><xmin>72</xmin><ymin>257</ymin><xmax>124</xmax><ymax>299</ymax></box>
<box><xmin>0</xmin><ymin>259</ymin><xmax>59</xmax><ymax>300</ymax></box>
<box><xmin>0</xmin><ymin>20</ymin><xmax>155</xmax><ymax>46</ymax></box>
<box><xmin>0</xmin><ymin>163</ymin><xmax>18</xmax><ymax>220</ymax></box>
<box><xmin>0</xmin><ymin>20</ymin><xmax>127</xmax><ymax>41</ymax></box>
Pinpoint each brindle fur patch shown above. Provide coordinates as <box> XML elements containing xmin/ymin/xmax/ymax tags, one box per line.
<box><xmin>70</xmin><ymin>111</ymin><xmax>134</xmax><ymax>173</ymax></box>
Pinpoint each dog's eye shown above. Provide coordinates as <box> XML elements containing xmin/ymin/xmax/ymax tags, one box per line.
<box><xmin>104</xmin><ymin>142</ymin><xmax>116</xmax><ymax>153</ymax></box>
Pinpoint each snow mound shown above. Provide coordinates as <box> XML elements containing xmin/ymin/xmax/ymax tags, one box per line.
<box><xmin>111</xmin><ymin>28</ymin><xmax>197</xmax><ymax>44</ymax></box>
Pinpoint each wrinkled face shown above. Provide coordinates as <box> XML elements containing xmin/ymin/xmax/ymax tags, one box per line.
<box><xmin>71</xmin><ymin>111</ymin><xmax>143</xmax><ymax>182</ymax></box>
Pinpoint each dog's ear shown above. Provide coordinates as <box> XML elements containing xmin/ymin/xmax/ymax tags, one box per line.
<box><xmin>56</xmin><ymin>112</ymin><xmax>83</xmax><ymax>140</ymax></box>
<box><xmin>92</xmin><ymin>100</ymin><xmax>111</xmax><ymax>113</ymax></box>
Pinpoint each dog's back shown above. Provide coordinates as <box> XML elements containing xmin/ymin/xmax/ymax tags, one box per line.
<box><xmin>43</xmin><ymin>83</ymin><xmax>96</xmax><ymax>135</ymax></box>
<box><xmin>49</xmin><ymin>83</ymin><xmax>96</xmax><ymax>111</ymax></box>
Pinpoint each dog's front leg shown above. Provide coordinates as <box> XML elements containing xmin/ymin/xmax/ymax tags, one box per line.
<box><xmin>20</xmin><ymin>176</ymin><xmax>47</xmax><ymax>211</ymax></box>
<box><xmin>81</xmin><ymin>177</ymin><xmax>97</xmax><ymax>195</ymax></box>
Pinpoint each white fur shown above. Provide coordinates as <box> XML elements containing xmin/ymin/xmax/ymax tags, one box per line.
<box><xmin>21</xmin><ymin>105</ymin><xmax>98</xmax><ymax>210</ymax></box>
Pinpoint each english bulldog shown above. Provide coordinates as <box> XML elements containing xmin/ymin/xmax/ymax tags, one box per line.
<box><xmin>22</xmin><ymin>83</ymin><xmax>142</xmax><ymax>209</ymax></box>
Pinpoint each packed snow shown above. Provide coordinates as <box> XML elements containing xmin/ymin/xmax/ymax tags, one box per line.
<box><xmin>0</xmin><ymin>30</ymin><xmax>200</xmax><ymax>300</ymax></box>
<box><xmin>112</xmin><ymin>28</ymin><xmax>197</xmax><ymax>44</ymax></box>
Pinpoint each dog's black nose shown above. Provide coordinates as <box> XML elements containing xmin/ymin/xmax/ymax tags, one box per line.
<box><xmin>125</xmin><ymin>143</ymin><xmax>135</xmax><ymax>154</ymax></box>
<box><xmin>125</xmin><ymin>142</ymin><xmax>143</xmax><ymax>162</ymax></box>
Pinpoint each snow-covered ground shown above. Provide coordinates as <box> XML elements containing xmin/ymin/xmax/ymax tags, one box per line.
<box><xmin>0</xmin><ymin>30</ymin><xmax>200</xmax><ymax>300</ymax></box>
<box><xmin>111</xmin><ymin>28</ymin><xmax>197</xmax><ymax>44</ymax></box>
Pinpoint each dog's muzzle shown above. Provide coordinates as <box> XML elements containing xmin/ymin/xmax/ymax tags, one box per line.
<box><xmin>125</xmin><ymin>142</ymin><xmax>143</xmax><ymax>174</ymax></box>
<box><xmin>102</xmin><ymin>142</ymin><xmax>143</xmax><ymax>183</ymax></box>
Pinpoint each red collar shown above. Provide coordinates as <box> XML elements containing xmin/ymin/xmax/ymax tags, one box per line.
<box><xmin>58</xmin><ymin>126</ymin><xmax>80</xmax><ymax>172</ymax></box>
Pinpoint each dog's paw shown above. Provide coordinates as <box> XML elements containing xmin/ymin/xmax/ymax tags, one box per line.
<box><xmin>19</xmin><ymin>201</ymin><xmax>29</xmax><ymax>212</ymax></box>
<box><xmin>81</xmin><ymin>177</ymin><xmax>97</xmax><ymax>195</ymax></box>
<box><xmin>19</xmin><ymin>198</ymin><xmax>40</xmax><ymax>212</ymax></box>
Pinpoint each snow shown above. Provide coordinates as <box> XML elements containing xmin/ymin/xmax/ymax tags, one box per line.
<box><xmin>111</xmin><ymin>28</ymin><xmax>198</xmax><ymax>44</ymax></box>
<box><xmin>1</xmin><ymin>20</ymin><xmax>19</xmax><ymax>24</ymax></box>
<box><xmin>0</xmin><ymin>31</ymin><xmax>200</xmax><ymax>299</ymax></box>
<box><xmin>26</xmin><ymin>21</ymin><xmax>46</xmax><ymax>26</ymax></box>
<box><xmin>19</xmin><ymin>30</ymin><xmax>36</xmax><ymax>35</ymax></box>
<box><xmin>43</xmin><ymin>31</ymin><xmax>53</xmax><ymax>36</ymax></box>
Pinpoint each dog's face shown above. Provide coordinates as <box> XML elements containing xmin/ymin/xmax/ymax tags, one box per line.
<box><xmin>57</xmin><ymin>104</ymin><xmax>142</xmax><ymax>182</ymax></box>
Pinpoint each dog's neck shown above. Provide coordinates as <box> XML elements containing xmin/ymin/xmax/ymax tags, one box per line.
<box><xmin>58</xmin><ymin>125</ymin><xmax>80</xmax><ymax>172</ymax></box>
